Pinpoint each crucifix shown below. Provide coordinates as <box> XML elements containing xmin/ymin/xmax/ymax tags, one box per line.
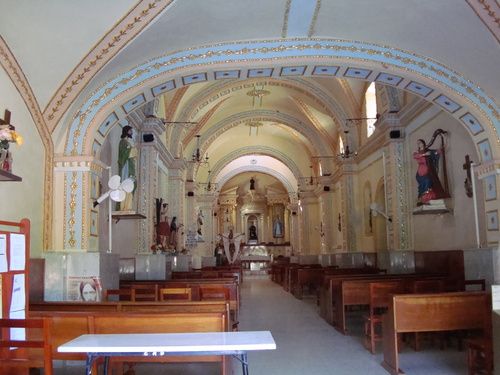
<box><xmin>0</xmin><ymin>109</ymin><xmax>12</xmax><ymax>126</ymax></box>
<box><xmin>463</xmin><ymin>154</ymin><xmax>473</xmax><ymax>198</ymax></box>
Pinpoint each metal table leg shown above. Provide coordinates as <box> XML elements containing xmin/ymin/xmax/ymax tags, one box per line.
<box><xmin>85</xmin><ymin>354</ymin><xmax>94</xmax><ymax>375</ymax></box>
<box><xmin>240</xmin><ymin>353</ymin><xmax>249</xmax><ymax>375</ymax></box>
<box><xmin>103</xmin><ymin>356</ymin><xmax>110</xmax><ymax>375</ymax></box>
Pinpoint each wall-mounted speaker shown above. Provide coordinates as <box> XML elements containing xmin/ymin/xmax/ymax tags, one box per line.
<box><xmin>389</xmin><ymin>130</ymin><xmax>401</xmax><ymax>139</ymax></box>
<box><xmin>143</xmin><ymin>133</ymin><xmax>154</xmax><ymax>142</ymax></box>
<box><xmin>292</xmin><ymin>212</ymin><xmax>297</xmax><ymax>216</ymax></box>
<box><xmin>213</xmin><ymin>213</ymin><xmax>217</xmax><ymax>217</ymax></box>
<box><xmin>323</xmin><ymin>186</ymin><xmax>330</xmax><ymax>192</ymax></box>
<box><xmin>187</xmin><ymin>191</ymin><xmax>194</xmax><ymax>197</ymax></box>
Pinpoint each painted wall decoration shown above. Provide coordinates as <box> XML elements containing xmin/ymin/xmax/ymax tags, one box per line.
<box><xmin>484</xmin><ymin>175</ymin><xmax>497</xmax><ymax>201</ymax></box>
<box><xmin>486</xmin><ymin>210</ymin><xmax>499</xmax><ymax>231</ymax></box>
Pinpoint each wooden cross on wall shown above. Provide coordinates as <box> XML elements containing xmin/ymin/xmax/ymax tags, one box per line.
<box><xmin>463</xmin><ymin>154</ymin><xmax>473</xmax><ymax>198</ymax></box>
<box><xmin>0</xmin><ymin>109</ymin><xmax>12</xmax><ymax>126</ymax></box>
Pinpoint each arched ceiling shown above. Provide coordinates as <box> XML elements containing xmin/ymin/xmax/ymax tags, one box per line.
<box><xmin>1</xmin><ymin>0</ymin><xmax>498</xmax><ymax>197</ymax></box>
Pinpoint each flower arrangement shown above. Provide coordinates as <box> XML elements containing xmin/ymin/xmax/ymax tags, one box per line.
<box><xmin>0</xmin><ymin>124</ymin><xmax>23</xmax><ymax>150</ymax></box>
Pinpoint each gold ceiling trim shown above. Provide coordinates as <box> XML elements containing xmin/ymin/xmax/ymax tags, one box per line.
<box><xmin>0</xmin><ymin>35</ymin><xmax>54</xmax><ymax>251</ymax></box>
<box><xmin>164</xmin><ymin>86</ymin><xmax>188</xmax><ymax>122</ymax></box>
<box><xmin>181</xmin><ymin>98</ymin><xmax>230</xmax><ymax>149</ymax></box>
<box><xmin>281</xmin><ymin>0</ymin><xmax>292</xmax><ymax>38</ymax></box>
<box><xmin>465</xmin><ymin>0</ymin><xmax>500</xmax><ymax>43</ymax></box>
<box><xmin>308</xmin><ymin>0</ymin><xmax>322</xmax><ymax>38</ymax></box>
<box><xmin>291</xmin><ymin>95</ymin><xmax>336</xmax><ymax>148</ymax></box>
<box><xmin>43</xmin><ymin>0</ymin><xmax>175</xmax><ymax>132</ymax></box>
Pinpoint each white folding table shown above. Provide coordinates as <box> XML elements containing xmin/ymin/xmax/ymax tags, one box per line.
<box><xmin>58</xmin><ymin>330</ymin><xmax>276</xmax><ymax>375</ymax></box>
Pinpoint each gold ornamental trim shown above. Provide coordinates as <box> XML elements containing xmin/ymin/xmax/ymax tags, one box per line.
<box><xmin>43</xmin><ymin>0</ymin><xmax>175</xmax><ymax>132</ymax></box>
<box><xmin>0</xmin><ymin>35</ymin><xmax>54</xmax><ymax>251</ymax></box>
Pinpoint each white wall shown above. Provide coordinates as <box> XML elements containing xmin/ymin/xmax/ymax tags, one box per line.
<box><xmin>0</xmin><ymin>68</ymin><xmax>45</xmax><ymax>256</ymax></box>
<box><xmin>409</xmin><ymin>111</ymin><xmax>486</xmax><ymax>250</ymax></box>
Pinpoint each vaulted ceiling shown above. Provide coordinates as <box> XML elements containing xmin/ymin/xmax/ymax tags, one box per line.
<box><xmin>1</xmin><ymin>0</ymin><xmax>498</xmax><ymax>196</ymax></box>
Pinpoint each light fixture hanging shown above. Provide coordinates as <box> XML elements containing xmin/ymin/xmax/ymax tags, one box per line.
<box><xmin>338</xmin><ymin>129</ymin><xmax>358</xmax><ymax>160</ymax></box>
<box><xmin>192</xmin><ymin>134</ymin><xmax>209</xmax><ymax>165</ymax></box>
<box><xmin>339</xmin><ymin>115</ymin><xmax>380</xmax><ymax>160</ymax></box>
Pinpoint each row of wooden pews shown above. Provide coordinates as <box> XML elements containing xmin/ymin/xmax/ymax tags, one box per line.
<box><xmin>270</xmin><ymin>251</ymin><xmax>493</xmax><ymax>375</ymax></box>
<box><xmin>1</xmin><ymin>266</ymin><xmax>243</xmax><ymax>375</ymax></box>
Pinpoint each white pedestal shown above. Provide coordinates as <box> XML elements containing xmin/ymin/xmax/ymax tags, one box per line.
<box><xmin>44</xmin><ymin>252</ymin><xmax>119</xmax><ymax>301</ymax></box>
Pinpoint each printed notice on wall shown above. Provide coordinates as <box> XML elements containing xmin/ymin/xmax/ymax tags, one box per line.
<box><xmin>9</xmin><ymin>309</ymin><xmax>26</xmax><ymax>341</ymax></box>
<box><xmin>492</xmin><ymin>285</ymin><xmax>500</xmax><ymax>311</ymax></box>
<box><xmin>9</xmin><ymin>233</ymin><xmax>25</xmax><ymax>271</ymax></box>
<box><xmin>10</xmin><ymin>274</ymin><xmax>25</xmax><ymax>313</ymax></box>
<box><xmin>0</xmin><ymin>234</ymin><xmax>7</xmax><ymax>272</ymax></box>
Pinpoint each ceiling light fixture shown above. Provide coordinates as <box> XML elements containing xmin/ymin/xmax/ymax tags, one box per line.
<box><xmin>192</xmin><ymin>134</ymin><xmax>209</xmax><ymax>165</ymax></box>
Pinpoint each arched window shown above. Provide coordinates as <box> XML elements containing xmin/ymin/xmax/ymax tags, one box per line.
<box><xmin>365</xmin><ymin>82</ymin><xmax>377</xmax><ymax>137</ymax></box>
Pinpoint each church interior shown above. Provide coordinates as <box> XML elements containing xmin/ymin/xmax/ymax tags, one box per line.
<box><xmin>0</xmin><ymin>1</ymin><xmax>499</xmax><ymax>374</ymax></box>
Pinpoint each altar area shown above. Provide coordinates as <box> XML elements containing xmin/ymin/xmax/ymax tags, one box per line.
<box><xmin>239</xmin><ymin>244</ymin><xmax>292</xmax><ymax>274</ymax></box>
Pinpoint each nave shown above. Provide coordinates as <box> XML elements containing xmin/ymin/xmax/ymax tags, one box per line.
<box><xmin>53</xmin><ymin>275</ymin><xmax>467</xmax><ymax>375</ymax></box>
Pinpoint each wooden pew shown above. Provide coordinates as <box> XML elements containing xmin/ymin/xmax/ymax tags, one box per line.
<box><xmin>285</xmin><ymin>264</ymin><xmax>321</xmax><ymax>293</ymax></box>
<box><xmin>27</xmin><ymin>310</ymin><xmax>230</xmax><ymax>374</ymax></box>
<box><xmin>318</xmin><ymin>267</ymin><xmax>384</xmax><ymax>320</ymax></box>
<box><xmin>381</xmin><ymin>292</ymin><xmax>490</xmax><ymax>375</ymax></box>
<box><xmin>93</xmin><ymin>312</ymin><xmax>229</xmax><ymax>373</ymax></box>
<box><xmin>120</xmin><ymin>278</ymin><xmax>239</xmax><ymax>323</ymax></box>
<box><xmin>292</xmin><ymin>267</ymin><xmax>325</xmax><ymax>299</ymax></box>
<box><xmin>332</xmin><ymin>275</ymin><xmax>447</xmax><ymax>334</ymax></box>
<box><xmin>30</xmin><ymin>300</ymin><xmax>232</xmax><ymax>331</ymax></box>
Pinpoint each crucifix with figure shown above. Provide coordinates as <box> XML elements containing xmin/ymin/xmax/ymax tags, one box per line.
<box><xmin>463</xmin><ymin>154</ymin><xmax>473</xmax><ymax>198</ymax></box>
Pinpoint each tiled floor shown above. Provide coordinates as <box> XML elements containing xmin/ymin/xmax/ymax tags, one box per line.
<box><xmin>53</xmin><ymin>275</ymin><xmax>468</xmax><ymax>374</ymax></box>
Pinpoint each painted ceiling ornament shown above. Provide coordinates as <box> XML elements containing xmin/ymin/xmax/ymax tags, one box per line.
<box><xmin>246</xmin><ymin>83</ymin><xmax>270</xmax><ymax>107</ymax></box>
<box><xmin>245</xmin><ymin>121</ymin><xmax>263</xmax><ymax>136</ymax></box>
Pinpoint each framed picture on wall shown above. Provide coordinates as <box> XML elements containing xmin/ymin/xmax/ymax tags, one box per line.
<box><xmin>90</xmin><ymin>174</ymin><xmax>100</xmax><ymax>200</ymax></box>
<box><xmin>486</xmin><ymin>210</ymin><xmax>499</xmax><ymax>231</ymax></box>
<box><xmin>483</xmin><ymin>175</ymin><xmax>497</xmax><ymax>201</ymax></box>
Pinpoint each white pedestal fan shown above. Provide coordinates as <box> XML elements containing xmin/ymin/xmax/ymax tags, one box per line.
<box><xmin>94</xmin><ymin>175</ymin><xmax>134</xmax><ymax>253</ymax></box>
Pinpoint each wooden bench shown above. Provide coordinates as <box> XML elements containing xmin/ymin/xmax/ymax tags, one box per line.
<box><xmin>26</xmin><ymin>310</ymin><xmax>230</xmax><ymax>374</ymax></box>
<box><xmin>318</xmin><ymin>268</ymin><xmax>385</xmax><ymax>320</ymax></box>
<box><xmin>121</xmin><ymin>279</ymin><xmax>240</xmax><ymax>320</ymax></box>
<box><xmin>329</xmin><ymin>274</ymin><xmax>448</xmax><ymax>333</ymax></box>
<box><xmin>30</xmin><ymin>300</ymin><xmax>232</xmax><ymax>331</ymax></box>
<box><xmin>381</xmin><ymin>292</ymin><xmax>490</xmax><ymax>375</ymax></box>
<box><xmin>292</xmin><ymin>267</ymin><xmax>325</xmax><ymax>299</ymax></box>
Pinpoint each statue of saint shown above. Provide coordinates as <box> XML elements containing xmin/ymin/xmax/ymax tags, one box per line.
<box><xmin>249</xmin><ymin>224</ymin><xmax>257</xmax><ymax>240</ymax></box>
<box><xmin>273</xmin><ymin>216</ymin><xmax>283</xmax><ymax>238</ymax></box>
<box><xmin>157</xmin><ymin>203</ymin><xmax>170</xmax><ymax>249</ymax></box>
<box><xmin>117</xmin><ymin>126</ymin><xmax>137</xmax><ymax>211</ymax></box>
<box><xmin>413</xmin><ymin>130</ymin><xmax>449</xmax><ymax>205</ymax></box>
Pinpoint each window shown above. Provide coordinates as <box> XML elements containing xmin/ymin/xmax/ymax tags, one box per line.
<box><xmin>338</xmin><ymin>135</ymin><xmax>344</xmax><ymax>154</ymax></box>
<box><xmin>365</xmin><ymin>82</ymin><xmax>377</xmax><ymax>137</ymax></box>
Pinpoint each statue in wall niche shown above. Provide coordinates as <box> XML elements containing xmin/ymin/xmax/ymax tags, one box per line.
<box><xmin>273</xmin><ymin>216</ymin><xmax>283</xmax><ymax>238</ymax></box>
<box><xmin>249</xmin><ymin>223</ymin><xmax>257</xmax><ymax>240</ymax></box>
<box><xmin>413</xmin><ymin>129</ymin><xmax>450</xmax><ymax>206</ymax></box>
<box><xmin>117</xmin><ymin>126</ymin><xmax>137</xmax><ymax>211</ymax></box>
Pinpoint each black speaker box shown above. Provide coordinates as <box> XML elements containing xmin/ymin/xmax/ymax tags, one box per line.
<box><xmin>187</xmin><ymin>191</ymin><xmax>194</xmax><ymax>197</ymax></box>
<box><xmin>143</xmin><ymin>133</ymin><xmax>154</xmax><ymax>142</ymax></box>
<box><xmin>389</xmin><ymin>130</ymin><xmax>401</xmax><ymax>139</ymax></box>
<box><xmin>323</xmin><ymin>186</ymin><xmax>330</xmax><ymax>192</ymax></box>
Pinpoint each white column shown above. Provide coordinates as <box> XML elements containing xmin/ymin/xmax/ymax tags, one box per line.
<box><xmin>136</xmin><ymin>117</ymin><xmax>166</xmax><ymax>253</ymax></box>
